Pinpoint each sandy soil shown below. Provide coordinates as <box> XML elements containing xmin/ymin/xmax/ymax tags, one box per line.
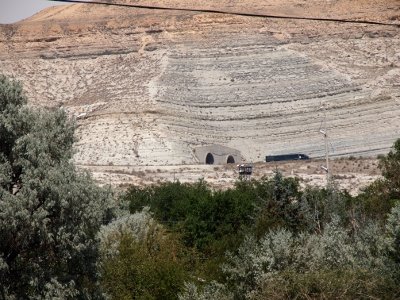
<box><xmin>77</xmin><ymin>156</ymin><xmax>381</xmax><ymax>196</ymax></box>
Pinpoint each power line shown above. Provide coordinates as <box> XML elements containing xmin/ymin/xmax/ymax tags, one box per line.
<box><xmin>48</xmin><ymin>0</ymin><xmax>400</xmax><ymax>28</ymax></box>
<box><xmin>101</xmin><ymin>218</ymin><xmax>254</xmax><ymax>225</ymax></box>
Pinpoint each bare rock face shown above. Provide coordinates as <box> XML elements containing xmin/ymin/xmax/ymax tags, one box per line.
<box><xmin>1</xmin><ymin>0</ymin><xmax>400</xmax><ymax>167</ymax></box>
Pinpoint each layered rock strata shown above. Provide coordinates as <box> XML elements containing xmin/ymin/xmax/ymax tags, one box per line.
<box><xmin>1</xmin><ymin>0</ymin><xmax>399</xmax><ymax>167</ymax></box>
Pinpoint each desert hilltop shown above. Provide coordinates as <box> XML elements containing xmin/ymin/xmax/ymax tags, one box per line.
<box><xmin>1</xmin><ymin>0</ymin><xmax>399</xmax><ymax>193</ymax></box>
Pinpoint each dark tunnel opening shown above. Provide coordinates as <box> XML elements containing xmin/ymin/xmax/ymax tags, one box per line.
<box><xmin>205</xmin><ymin>153</ymin><xmax>214</xmax><ymax>164</ymax></box>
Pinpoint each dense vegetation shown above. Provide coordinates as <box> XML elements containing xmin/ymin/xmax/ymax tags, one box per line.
<box><xmin>110</xmin><ymin>151</ymin><xmax>400</xmax><ymax>300</ymax></box>
<box><xmin>0</xmin><ymin>75</ymin><xmax>123</xmax><ymax>299</ymax></box>
<box><xmin>1</xmin><ymin>74</ymin><xmax>400</xmax><ymax>299</ymax></box>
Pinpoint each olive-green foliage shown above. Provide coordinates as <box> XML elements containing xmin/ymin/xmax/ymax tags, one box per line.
<box><xmin>386</xmin><ymin>201</ymin><xmax>400</xmax><ymax>268</ymax></box>
<box><xmin>122</xmin><ymin>172</ymin><xmax>342</xmax><ymax>268</ymax></box>
<box><xmin>0</xmin><ymin>75</ymin><xmax>120</xmax><ymax>299</ymax></box>
<box><xmin>97</xmin><ymin>207</ymin><xmax>157</xmax><ymax>260</ymax></box>
<box><xmin>100</xmin><ymin>210</ymin><xmax>195</xmax><ymax>300</ymax></box>
<box><xmin>355</xmin><ymin>178</ymin><xmax>393</xmax><ymax>222</ymax></box>
<box><xmin>355</xmin><ymin>138</ymin><xmax>400</xmax><ymax>222</ymax></box>
<box><xmin>123</xmin><ymin>168</ymin><xmax>400</xmax><ymax>300</ymax></box>
<box><xmin>181</xmin><ymin>268</ymin><xmax>398</xmax><ymax>300</ymax></box>
<box><xmin>179</xmin><ymin>281</ymin><xmax>232</xmax><ymax>300</ymax></box>
<box><xmin>379</xmin><ymin>139</ymin><xmax>400</xmax><ymax>196</ymax></box>
<box><xmin>251</xmin><ymin>172</ymin><xmax>314</xmax><ymax>239</ymax></box>
<box><xmin>190</xmin><ymin>215</ymin><xmax>399</xmax><ymax>300</ymax></box>
<box><xmin>255</xmin><ymin>213</ymin><xmax>400</xmax><ymax>300</ymax></box>
<box><xmin>125</xmin><ymin>179</ymin><xmax>211</xmax><ymax>223</ymax></box>
<box><xmin>257</xmin><ymin>269</ymin><xmax>399</xmax><ymax>300</ymax></box>
<box><xmin>301</xmin><ymin>177</ymin><xmax>355</xmax><ymax>232</ymax></box>
<box><xmin>301</xmin><ymin>186</ymin><xmax>327</xmax><ymax>232</ymax></box>
<box><xmin>123</xmin><ymin>179</ymin><xmax>254</xmax><ymax>255</ymax></box>
<box><xmin>324</xmin><ymin>177</ymin><xmax>351</xmax><ymax>222</ymax></box>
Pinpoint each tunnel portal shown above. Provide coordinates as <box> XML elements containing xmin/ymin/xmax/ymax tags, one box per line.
<box><xmin>205</xmin><ymin>153</ymin><xmax>215</xmax><ymax>164</ymax></box>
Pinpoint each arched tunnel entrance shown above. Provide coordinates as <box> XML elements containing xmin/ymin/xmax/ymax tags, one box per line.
<box><xmin>195</xmin><ymin>145</ymin><xmax>240</xmax><ymax>165</ymax></box>
<box><xmin>205</xmin><ymin>153</ymin><xmax>214</xmax><ymax>164</ymax></box>
<box><xmin>227</xmin><ymin>155</ymin><xmax>235</xmax><ymax>164</ymax></box>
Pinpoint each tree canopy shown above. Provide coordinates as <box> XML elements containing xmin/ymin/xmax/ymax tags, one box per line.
<box><xmin>0</xmin><ymin>74</ymin><xmax>120</xmax><ymax>299</ymax></box>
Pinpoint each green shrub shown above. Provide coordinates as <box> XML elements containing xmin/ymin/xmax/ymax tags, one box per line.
<box><xmin>257</xmin><ymin>268</ymin><xmax>399</xmax><ymax>300</ymax></box>
<box><xmin>121</xmin><ymin>179</ymin><xmax>254</xmax><ymax>255</ymax></box>
<box><xmin>0</xmin><ymin>74</ymin><xmax>120</xmax><ymax>299</ymax></box>
<box><xmin>215</xmin><ymin>216</ymin><xmax>398</xmax><ymax>300</ymax></box>
<box><xmin>252</xmin><ymin>172</ymin><xmax>314</xmax><ymax>239</ymax></box>
<box><xmin>355</xmin><ymin>138</ymin><xmax>400</xmax><ymax>223</ymax></box>
<box><xmin>100</xmin><ymin>209</ymin><xmax>196</xmax><ymax>300</ymax></box>
<box><xmin>386</xmin><ymin>201</ymin><xmax>400</xmax><ymax>267</ymax></box>
<box><xmin>179</xmin><ymin>281</ymin><xmax>232</xmax><ymax>300</ymax></box>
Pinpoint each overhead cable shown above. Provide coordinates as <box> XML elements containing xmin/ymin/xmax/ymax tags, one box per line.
<box><xmin>48</xmin><ymin>0</ymin><xmax>400</xmax><ymax>27</ymax></box>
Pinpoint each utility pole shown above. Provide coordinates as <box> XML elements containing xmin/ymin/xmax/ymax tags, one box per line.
<box><xmin>324</xmin><ymin>110</ymin><xmax>329</xmax><ymax>176</ymax></box>
<box><xmin>319</xmin><ymin>105</ymin><xmax>330</xmax><ymax>179</ymax></box>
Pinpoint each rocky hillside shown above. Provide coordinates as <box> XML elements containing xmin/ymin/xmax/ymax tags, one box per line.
<box><xmin>1</xmin><ymin>0</ymin><xmax>400</xmax><ymax>168</ymax></box>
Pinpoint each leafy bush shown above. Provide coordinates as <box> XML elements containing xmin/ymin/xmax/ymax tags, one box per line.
<box><xmin>200</xmin><ymin>215</ymin><xmax>399</xmax><ymax>300</ymax></box>
<box><xmin>179</xmin><ymin>281</ymin><xmax>232</xmax><ymax>300</ymax></box>
<box><xmin>98</xmin><ymin>207</ymin><xmax>157</xmax><ymax>259</ymax></box>
<box><xmin>386</xmin><ymin>201</ymin><xmax>400</xmax><ymax>268</ymax></box>
<box><xmin>122</xmin><ymin>165</ymin><xmax>400</xmax><ymax>300</ymax></box>
<box><xmin>301</xmin><ymin>186</ymin><xmax>328</xmax><ymax>232</ymax></box>
<box><xmin>355</xmin><ymin>139</ymin><xmax>400</xmax><ymax>223</ymax></box>
<box><xmin>124</xmin><ymin>180</ymin><xmax>211</xmax><ymax>222</ymax></box>
<box><xmin>355</xmin><ymin>180</ymin><xmax>391</xmax><ymax>222</ymax></box>
<box><xmin>100</xmin><ymin>208</ymin><xmax>196</xmax><ymax>300</ymax></box>
<box><xmin>256</xmin><ymin>268</ymin><xmax>398</xmax><ymax>300</ymax></box>
<box><xmin>222</xmin><ymin>230</ymin><xmax>294</xmax><ymax>299</ymax></box>
<box><xmin>0</xmin><ymin>74</ymin><xmax>121</xmax><ymax>299</ymax></box>
<box><xmin>122</xmin><ymin>179</ymin><xmax>254</xmax><ymax>255</ymax></box>
<box><xmin>252</xmin><ymin>172</ymin><xmax>314</xmax><ymax>239</ymax></box>
<box><xmin>379</xmin><ymin>139</ymin><xmax>400</xmax><ymax>195</ymax></box>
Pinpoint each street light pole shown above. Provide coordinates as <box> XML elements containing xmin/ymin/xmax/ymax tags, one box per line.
<box><xmin>319</xmin><ymin>104</ymin><xmax>330</xmax><ymax>180</ymax></box>
<box><xmin>324</xmin><ymin>110</ymin><xmax>329</xmax><ymax>177</ymax></box>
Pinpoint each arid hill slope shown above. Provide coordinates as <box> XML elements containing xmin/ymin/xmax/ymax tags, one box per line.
<box><xmin>1</xmin><ymin>0</ymin><xmax>400</xmax><ymax>171</ymax></box>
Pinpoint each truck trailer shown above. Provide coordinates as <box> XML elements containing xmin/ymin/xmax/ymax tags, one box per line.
<box><xmin>265</xmin><ymin>154</ymin><xmax>310</xmax><ymax>162</ymax></box>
